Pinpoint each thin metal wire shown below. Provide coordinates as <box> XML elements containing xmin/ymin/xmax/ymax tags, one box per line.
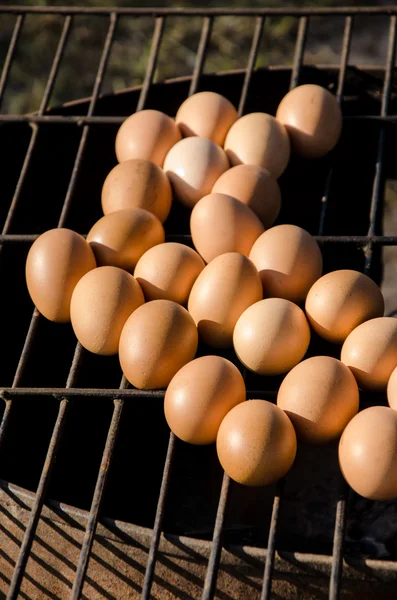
<box><xmin>136</xmin><ymin>16</ymin><xmax>165</xmax><ymax>112</ymax></box>
<box><xmin>189</xmin><ymin>16</ymin><xmax>213</xmax><ymax>97</ymax></box>
<box><xmin>202</xmin><ymin>474</ymin><xmax>231</xmax><ymax>600</ymax></box>
<box><xmin>141</xmin><ymin>433</ymin><xmax>177</xmax><ymax>599</ymax></box>
<box><xmin>0</xmin><ymin>14</ymin><xmax>24</xmax><ymax>110</ymax></box>
<box><xmin>238</xmin><ymin>16</ymin><xmax>265</xmax><ymax>116</ymax></box>
<box><xmin>290</xmin><ymin>16</ymin><xmax>309</xmax><ymax>90</ymax></box>
<box><xmin>260</xmin><ymin>480</ymin><xmax>284</xmax><ymax>600</ymax></box>
<box><xmin>318</xmin><ymin>16</ymin><xmax>353</xmax><ymax>234</ymax></box>
<box><xmin>71</xmin><ymin>379</ymin><xmax>126</xmax><ymax>599</ymax></box>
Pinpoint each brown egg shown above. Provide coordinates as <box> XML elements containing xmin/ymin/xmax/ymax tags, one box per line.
<box><xmin>134</xmin><ymin>242</ymin><xmax>204</xmax><ymax>305</ymax></box>
<box><xmin>216</xmin><ymin>400</ymin><xmax>297</xmax><ymax>486</ymax></box>
<box><xmin>101</xmin><ymin>159</ymin><xmax>172</xmax><ymax>223</ymax></box>
<box><xmin>119</xmin><ymin>299</ymin><xmax>198</xmax><ymax>389</ymax></box>
<box><xmin>87</xmin><ymin>208</ymin><xmax>164</xmax><ymax>273</ymax></box>
<box><xmin>176</xmin><ymin>91</ymin><xmax>238</xmax><ymax>145</ymax></box>
<box><xmin>249</xmin><ymin>224</ymin><xmax>322</xmax><ymax>302</ymax></box>
<box><xmin>164</xmin><ymin>356</ymin><xmax>246</xmax><ymax>444</ymax></box>
<box><xmin>25</xmin><ymin>228</ymin><xmax>96</xmax><ymax>322</ymax></box>
<box><xmin>233</xmin><ymin>298</ymin><xmax>310</xmax><ymax>375</ymax></box>
<box><xmin>305</xmin><ymin>270</ymin><xmax>384</xmax><ymax>343</ymax></box>
<box><xmin>212</xmin><ymin>164</ymin><xmax>281</xmax><ymax>228</ymax></box>
<box><xmin>339</xmin><ymin>406</ymin><xmax>397</xmax><ymax>500</ymax></box>
<box><xmin>223</xmin><ymin>112</ymin><xmax>290</xmax><ymax>178</ymax></box>
<box><xmin>277</xmin><ymin>356</ymin><xmax>359</xmax><ymax>444</ymax></box>
<box><xmin>163</xmin><ymin>137</ymin><xmax>229</xmax><ymax>208</ymax></box>
<box><xmin>387</xmin><ymin>365</ymin><xmax>397</xmax><ymax>410</ymax></box>
<box><xmin>70</xmin><ymin>266</ymin><xmax>144</xmax><ymax>355</ymax></box>
<box><xmin>190</xmin><ymin>193</ymin><xmax>264</xmax><ymax>263</ymax></box>
<box><xmin>115</xmin><ymin>109</ymin><xmax>181</xmax><ymax>166</ymax></box>
<box><xmin>276</xmin><ymin>84</ymin><xmax>342</xmax><ymax>159</ymax></box>
<box><xmin>188</xmin><ymin>252</ymin><xmax>262</xmax><ymax>348</ymax></box>
<box><xmin>341</xmin><ymin>317</ymin><xmax>397</xmax><ymax>390</ymax></box>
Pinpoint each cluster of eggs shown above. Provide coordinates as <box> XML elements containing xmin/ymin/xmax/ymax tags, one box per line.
<box><xmin>25</xmin><ymin>85</ymin><xmax>397</xmax><ymax>500</ymax></box>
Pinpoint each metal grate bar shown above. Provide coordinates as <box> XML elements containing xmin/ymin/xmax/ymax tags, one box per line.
<box><xmin>1</xmin><ymin>15</ymin><xmax>72</xmax><ymax>236</ymax></box>
<box><xmin>58</xmin><ymin>12</ymin><xmax>118</xmax><ymax>227</ymax></box>
<box><xmin>329</xmin><ymin>15</ymin><xmax>397</xmax><ymax>600</ymax></box>
<box><xmin>136</xmin><ymin>16</ymin><xmax>165</xmax><ymax>112</ymax></box>
<box><xmin>141</xmin><ymin>433</ymin><xmax>177</xmax><ymax>599</ymax></box>
<box><xmin>261</xmin><ymin>480</ymin><xmax>284</xmax><ymax>600</ymax></box>
<box><xmin>0</xmin><ymin>14</ymin><xmax>24</xmax><ymax>110</ymax></box>
<box><xmin>189</xmin><ymin>16</ymin><xmax>213</xmax><ymax>97</ymax></box>
<box><xmin>238</xmin><ymin>16</ymin><xmax>265</xmax><ymax>116</ymax></box>
<box><xmin>71</xmin><ymin>390</ymin><xmax>126</xmax><ymax>599</ymax></box>
<box><xmin>290</xmin><ymin>16</ymin><xmax>309</xmax><ymax>90</ymax></box>
<box><xmin>202</xmin><ymin>474</ymin><xmax>231</xmax><ymax>600</ymax></box>
<box><xmin>318</xmin><ymin>15</ymin><xmax>353</xmax><ymax>235</ymax></box>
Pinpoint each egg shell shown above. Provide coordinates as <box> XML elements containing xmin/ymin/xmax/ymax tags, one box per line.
<box><xmin>163</xmin><ymin>137</ymin><xmax>229</xmax><ymax>208</ymax></box>
<box><xmin>115</xmin><ymin>109</ymin><xmax>181</xmax><ymax>166</ymax></box>
<box><xmin>101</xmin><ymin>159</ymin><xmax>172</xmax><ymax>223</ymax></box>
<box><xmin>387</xmin><ymin>365</ymin><xmax>397</xmax><ymax>410</ymax></box>
<box><xmin>216</xmin><ymin>400</ymin><xmax>297</xmax><ymax>486</ymax></box>
<box><xmin>341</xmin><ymin>317</ymin><xmax>397</xmax><ymax>391</ymax></box>
<box><xmin>305</xmin><ymin>269</ymin><xmax>384</xmax><ymax>344</ymax></box>
<box><xmin>276</xmin><ymin>84</ymin><xmax>342</xmax><ymax>159</ymax></box>
<box><xmin>277</xmin><ymin>356</ymin><xmax>359</xmax><ymax>444</ymax></box>
<box><xmin>249</xmin><ymin>224</ymin><xmax>322</xmax><ymax>302</ymax></box>
<box><xmin>70</xmin><ymin>266</ymin><xmax>144</xmax><ymax>355</ymax></box>
<box><xmin>212</xmin><ymin>164</ymin><xmax>281</xmax><ymax>228</ymax></box>
<box><xmin>176</xmin><ymin>91</ymin><xmax>238</xmax><ymax>145</ymax></box>
<box><xmin>25</xmin><ymin>228</ymin><xmax>96</xmax><ymax>323</ymax></box>
<box><xmin>87</xmin><ymin>208</ymin><xmax>164</xmax><ymax>273</ymax></box>
<box><xmin>190</xmin><ymin>193</ymin><xmax>264</xmax><ymax>263</ymax></box>
<box><xmin>164</xmin><ymin>355</ymin><xmax>246</xmax><ymax>445</ymax></box>
<box><xmin>339</xmin><ymin>406</ymin><xmax>397</xmax><ymax>500</ymax></box>
<box><xmin>188</xmin><ymin>252</ymin><xmax>263</xmax><ymax>348</ymax></box>
<box><xmin>134</xmin><ymin>242</ymin><xmax>204</xmax><ymax>305</ymax></box>
<box><xmin>233</xmin><ymin>298</ymin><xmax>310</xmax><ymax>375</ymax></box>
<box><xmin>223</xmin><ymin>112</ymin><xmax>290</xmax><ymax>178</ymax></box>
<box><xmin>119</xmin><ymin>299</ymin><xmax>198</xmax><ymax>389</ymax></box>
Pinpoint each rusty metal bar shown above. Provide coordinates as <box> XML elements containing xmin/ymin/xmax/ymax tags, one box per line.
<box><xmin>136</xmin><ymin>16</ymin><xmax>165</xmax><ymax>111</ymax></box>
<box><xmin>189</xmin><ymin>16</ymin><xmax>213</xmax><ymax>97</ymax></box>
<box><xmin>141</xmin><ymin>433</ymin><xmax>177</xmax><ymax>599</ymax></box>
<box><xmin>0</xmin><ymin>14</ymin><xmax>24</xmax><ymax>110</ymax></box>
<box><xmin>318</xmin><ymin>15</ymin><xmax>354</xmax><ymax>235</ymax></box>
<box><xmin>238</xmin><ymin>16</ymin><xmax>265</xmax><ymax>116</ymax></box>
<box><xmin>290</xmin><ymin>16</ymin><xmax>309</xmax><ymax>90</ymax></box>
<box><xmin>261</xmin><ymin>480</ymin><xmax>285</xmax><ymax>600</ymax></box>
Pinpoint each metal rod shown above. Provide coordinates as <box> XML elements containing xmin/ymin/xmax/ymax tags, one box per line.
<box><xmin>238</xmin><ymin>16</ymin><xmax>265</xmax><ymax>116</ymax></box>
<box><xmin>1</xmin><ymin>6</ymin><xmax>397</xmax><ymax>16</ymax></box>
<box><xmin>318</xmin><ymin>15</ymin><xmax>354</xmax><ymax>235</ymax></box>
<box><xmin>71</xmin><ymin>393</ymin><xmax>125</xmax><ymax>599</ymax></box>
<box><xmin>329</xmin><ymin>484</ymin><xmax>349</xmax><ymax>600</ymax></box>
<box><xmin>58</xmin><ymin>13</ymin><xmax>118</xmax><ymax>227</ymax></box>
<box><xmin>261</xmin><ymin>480</ymin><xmax>284</xmax><ymax>600</ymax></box>
<box><xmin>189</xmin><ymin>16</ymin><xmax>213</xmax><ymax>97</ymax></box>
<box><xmin>290</xmin><ymin>16</ymin><xmax>309</xmax><ymax>90</ymax></box>
<box><xmin>6</xmin><ymin>398</ymin><xmax>69</xmax><ymax>599</ymax></box>
<box><xmin>202</xmin><ymin>474</ymin><xmax>231</xmax><ymax>600</ymax></box>
<box><xmin>136</xmin><ymin>16</ymin><xmax>165</xmax><ymax>112</ymax></box>
<box><xmin>0</xmin><ymin>14</ymin><xmax>24</xmax><ymax>110</ymax></box>
<box><xmin>0</xmin><ymin>113</ymin><xmax>395</xmax><ymax>125</ymax></box>
<box><xmin>1</xmin><ymin>15</ymin><xmax>72</xmax><ymax>235</ymax></box>
<box><xmin>141</xmin><ymin>433</ymin><xmax>177</xmax><ymax>599</ymax></box>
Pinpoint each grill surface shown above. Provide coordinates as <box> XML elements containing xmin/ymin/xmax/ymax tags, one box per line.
<box><xmin>1</xmin><ymin>5</ymin><xmax>397</xmax><ymax>600</ymax></box>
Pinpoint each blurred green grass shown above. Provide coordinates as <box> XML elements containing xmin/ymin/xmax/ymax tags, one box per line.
<box><xmin>0</xmin><ymin>0</ymin><xmax>386</xmax><ymax>113</ymax></box>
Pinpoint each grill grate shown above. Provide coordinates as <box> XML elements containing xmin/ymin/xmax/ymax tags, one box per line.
<box><xmin>0</xmin><ymin>5</ymin><xmax>397</xmax><ymax>600</ymax></box>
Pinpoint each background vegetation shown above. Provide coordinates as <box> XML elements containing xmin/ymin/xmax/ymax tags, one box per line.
<box><xmin>0</xmin><ymin>0</ymin><xmax>390</xmax><ymax>114</ymax></box>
